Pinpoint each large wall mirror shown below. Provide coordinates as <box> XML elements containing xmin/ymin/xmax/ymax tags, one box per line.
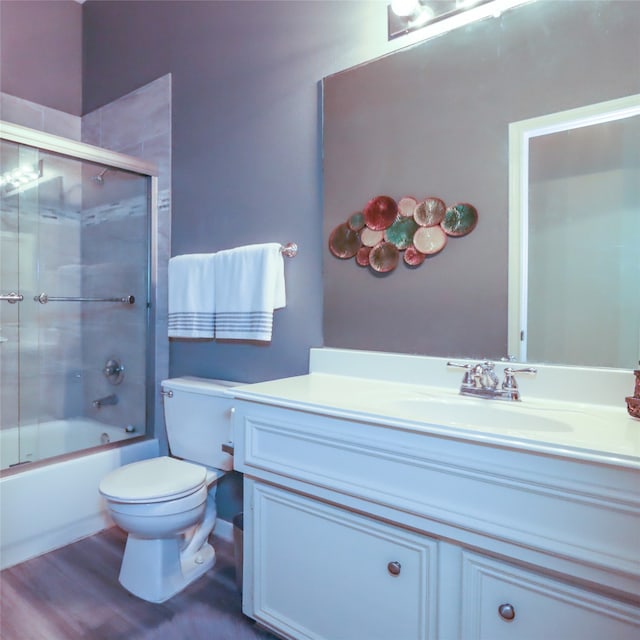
<box><xmin>323</xmin><ymin>0</ymin><xmax>640</xmax><ymax>368</ymax></box>
<box><xmin>508</xmin><ymin>95</ymin><xmax>640</xmax><ymax>369</ymax></box>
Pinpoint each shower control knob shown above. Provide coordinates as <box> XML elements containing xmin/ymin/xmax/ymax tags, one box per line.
<box><xmin>103</xmin><ymin>358</ymin><xmax>125</xmax><ymax>385</ymax></box>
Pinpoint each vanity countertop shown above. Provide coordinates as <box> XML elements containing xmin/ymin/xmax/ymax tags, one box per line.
<box><xmin>233</xmin><ymin>371</ymin><xmax>640</xmax><ymax>470</ymax></box>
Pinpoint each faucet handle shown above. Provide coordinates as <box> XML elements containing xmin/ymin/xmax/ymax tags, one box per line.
<box><xmin>502</xmin><ymin>366</ymin><xmax>537</xmax><ymax>389</ymax></box>
<box><xmin>500</xmin><ymin>367</ymin><xmax>537</xmax><ymax>401</ymax></box>
<box><xmin>447</xmin><ymin>361</ymin><xmax>472</xmax><ymax>369</ymax></box>
<box><xmin>447</xmin><ymin>361</ymin><xmax>473</xmax><ymax>385</ymax></box>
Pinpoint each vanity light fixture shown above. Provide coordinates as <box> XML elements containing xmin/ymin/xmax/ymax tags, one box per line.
<box><xmin>388</xmin><ymin>0</ymin><xmax>527</xmax><ymax>40</ymax></box>
<box><xmin>0</xmin><ymin>160</ymin><xmax>43</xmax><ymax>196</ymax></box>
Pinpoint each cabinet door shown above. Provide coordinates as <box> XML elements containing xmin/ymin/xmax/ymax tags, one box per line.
<box><xmin>461</xmin><ymin>551</ymin><xmax>640</xmax><ymax>640</ymax></box>
<box><xmin>248</xmin><ymin>481</ymin><xmax>437</xmax><ymax>640</ymax></box>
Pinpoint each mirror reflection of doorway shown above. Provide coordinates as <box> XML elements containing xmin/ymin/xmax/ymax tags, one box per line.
<box><xmin>508</xmin><ymin>96</ymin><xmax>640</xmax><ymax>369</ymax></box>
<box><xmin>527</xmin><ymin>115</ymin><xmax>639</xmax><ymax>368</ymax></box>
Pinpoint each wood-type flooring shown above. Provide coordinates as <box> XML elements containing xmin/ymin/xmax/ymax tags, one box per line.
<box><xmin>0</xmin><ymin>527</ymin><xmax>279</xmax><ymax>640</ymax></box>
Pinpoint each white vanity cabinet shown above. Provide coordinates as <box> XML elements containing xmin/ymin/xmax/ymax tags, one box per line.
<box><xmin>246</xmin><ymin>480</ymin><xmax>438</xmax><ymax>640</ymax></box>
<box><xmin>460</xmin><ymin>552</ymin><xmax>640</xmax><ymax>640</ymax></box>
<box><xmin>232</xmin><ymin>395</ymin><xmax>640</xmax><ymax>640</ymax></box>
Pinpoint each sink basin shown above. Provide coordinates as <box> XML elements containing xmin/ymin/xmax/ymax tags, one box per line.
<box><xmin>389</xmin><ymin>396</ymin><xmax>576</xmax><ymax>433</ymax></box>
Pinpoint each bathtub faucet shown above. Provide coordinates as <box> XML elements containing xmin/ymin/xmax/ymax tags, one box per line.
<box><xmin>93</xmin><ymin>394</ymin><xmax>118</xmax><ymax>409</ymax></box>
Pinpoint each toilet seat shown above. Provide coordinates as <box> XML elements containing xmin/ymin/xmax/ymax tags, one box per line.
<box><xmin>100</xmin><ymin>456</ymin><xmax>207</xmax><ymax>503</ymax></box>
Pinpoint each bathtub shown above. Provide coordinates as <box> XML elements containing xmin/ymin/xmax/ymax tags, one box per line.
<box><xmin>0</xmin><ymin>418</ymin><xmax>141</xmax><ymax>469</ymax></box>
<box><xmin>0</xmin><ymin>417</ymin><xmax>143</xmax><ymax>471</ymax></box>
<box><xmin>0</xmin><ymin>426</ymin><xmax>159</xmax><ymax>569</ymax></box>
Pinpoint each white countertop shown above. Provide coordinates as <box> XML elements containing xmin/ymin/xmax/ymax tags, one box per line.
<box><xmin>232</xmin><ymin>352</ymin><xmax>640</xmax><ymax>470</ymax></box>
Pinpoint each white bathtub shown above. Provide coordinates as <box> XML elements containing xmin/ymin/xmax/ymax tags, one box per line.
<box><xmin>0</xmin><ymin>430</ymin><xmax>159</xmax><ymax>569</ymax></box>
<box><xmin>0</xmin><ymin>417</ymin><xmax>141</xmax><ymax>470</ymax></box>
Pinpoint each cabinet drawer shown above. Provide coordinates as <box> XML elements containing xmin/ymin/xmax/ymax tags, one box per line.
<box><xmin>461</xmin><ymin>551</ymin><xmax>640</xmax><ymax>640</ymax></box>
<box><xmin>247</xmin><ymin>481</ymin><xmax>438</xmax><ymax>640</ymax></box>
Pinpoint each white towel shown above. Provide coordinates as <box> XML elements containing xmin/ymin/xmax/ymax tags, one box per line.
<box><xmin>213</xmin><ymin>243</ymin><xmax>286</xmax><ymax>342</ymax></box>
<box><xmin>168</xmin><ymin>253</ymin><xmax>216</xmax><ymax>338</ymax></box>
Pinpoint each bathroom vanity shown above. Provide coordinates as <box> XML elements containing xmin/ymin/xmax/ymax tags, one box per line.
<box><xmin>231</xmin><ymin>349</ymin><xmax>640</xmax><ymax>640</ymax></box>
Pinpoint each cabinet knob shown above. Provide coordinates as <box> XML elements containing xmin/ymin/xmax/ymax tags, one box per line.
<box><xmin>498</xmin><ymin>603</ymin><xmax>516</xmax><ymax>621</ymax></box>
<box><xmin>387</xmin><ymin>561</ymin><xmax>401</xmax><ymax>576</ymax></box>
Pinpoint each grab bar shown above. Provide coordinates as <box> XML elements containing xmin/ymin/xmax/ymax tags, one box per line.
<box><xmin>34</xmin><ymin>293</ymin><xmax>135</xmax><ymax>305</ymax></box>
<box><xmin>1</xmin><ymin>292</ymin><xmax>23</xmax><ymax>303</ymax></box>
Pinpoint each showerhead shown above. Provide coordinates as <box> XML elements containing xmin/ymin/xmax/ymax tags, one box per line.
<box><xmin>92</xmin><ymin>168</ymin><xmax>108</xmax><ymax>185</ymax></box>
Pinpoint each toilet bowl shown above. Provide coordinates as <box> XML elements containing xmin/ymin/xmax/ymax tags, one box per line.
<box><xmin>99</xmin><ymin>377</ymin><xmax>238</xmax><ymax>603</ymax></box>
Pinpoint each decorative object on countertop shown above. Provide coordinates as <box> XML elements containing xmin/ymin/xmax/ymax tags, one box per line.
<box><xmin>625</xmin><ymin>367</ymin><xmax>640</xmax><ymax>419</ymax></box>
<box><xmin>627</xmin><ymin>397</ymin><xmax>640</xmax><ymax>419</ymax></box>
<box><xmin>329</xmin><ymin>194</ymin><xmax>478</xmax><ymax>273</ymax></box>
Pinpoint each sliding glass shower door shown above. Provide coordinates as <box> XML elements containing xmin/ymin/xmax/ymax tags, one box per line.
<box><xmin>0</xmin><ymin>137</ymin><xmax>150</xmax><ymax>469</ymax></box>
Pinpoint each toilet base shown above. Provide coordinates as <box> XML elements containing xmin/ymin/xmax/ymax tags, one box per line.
<box><xmin>119</xmin><ymin>534</ymin><xmax>216</xmax><ymax>603</ymax></box>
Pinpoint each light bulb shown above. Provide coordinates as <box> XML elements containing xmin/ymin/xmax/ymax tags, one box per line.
<box><xmin>391</xmin><ymin>0</ymin><xmax>420</xmax><ymax>17</ymax></box>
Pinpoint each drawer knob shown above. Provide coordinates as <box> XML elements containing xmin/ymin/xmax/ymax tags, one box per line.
<box><xmin>387</xmin><ymin>561</ymin><xmax>401</xmax><ymax>576</ymax></box>
<box><xmin>498</xmin><ymin>603</ymin><xmax>516</xmax><ymax>621</ymax></box>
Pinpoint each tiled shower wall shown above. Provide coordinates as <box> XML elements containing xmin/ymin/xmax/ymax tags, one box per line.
<box><xmin>80</xmin><ymin>192</ymin><xmax>148</xmax><ymax>432</ymax></box>
<box><xmin>0</xmin><ymin>179</ymin><xmax>83</xmax><ymax>429</ymax></box>
<box><xmin>81</xmin><ymin>74</ymin><xmax>172</xmax><ymax>443</ymax></box>
<box><xmin>0</xmin><ymin>74</ymin><xmax>171</xmax><ymax>442</ymax></box>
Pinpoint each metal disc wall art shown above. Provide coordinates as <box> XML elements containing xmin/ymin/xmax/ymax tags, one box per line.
<box><xmin>329</xmin><ymin>194</ymin><xmax>478</xmax><ymax>273</ymax></box>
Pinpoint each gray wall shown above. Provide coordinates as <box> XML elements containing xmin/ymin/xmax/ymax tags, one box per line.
<box><xmin>81</xmin><ymin>0</ymin><xmax>409</xmax><ymax>384</ymax></box>
<box><xmin>0</xmin><ymin>0</ymin><xmax>82</xmax><ymax>116</ymax></box>
<box><xmin>80</xmin><ymin>0</ymin><xmax>409</xmax><ymax>521</ymax></box>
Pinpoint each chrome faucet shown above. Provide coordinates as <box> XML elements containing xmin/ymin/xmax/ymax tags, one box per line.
<box><xmin>447</xmin><ymin>361</ymin><xmax>537</xmax><ymax>401</ymax></box>
<box><xmin>92</xmin><ymin>393</ymin><xmax>118</xmax><ymax>408</ymax></box>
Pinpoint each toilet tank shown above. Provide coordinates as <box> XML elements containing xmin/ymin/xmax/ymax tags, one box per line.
<box><xmin>161</xmin><ymin>376</ymin><xmax>239</xmax><ymax>471</ymax></box>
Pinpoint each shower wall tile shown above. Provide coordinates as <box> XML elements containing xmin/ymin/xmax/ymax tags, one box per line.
<box><xmin>0</xmin><ymin>196</ymin><xmax>83</xmax><ymax>430</ymax></box>
<box><xmin>43</xmin><ymin>109</ymin><xmax>81</xmax><ymax>140</ymax></box>
<box><xmin>113</xmin><ymin>142</ymin><xmax>145</xmax><ymax>163</ymax></box>
<box><xmin>143</xmin><ymin>133</ymin><xmax>172</xmax><ymax>192</ymax></box>
<box><xmin>0</xmin><ymin>92</ymin><xmax>81</xmax><ymax>140</ymax></box>
<box><xmin>82</xmin><ymin>73</ymin><xmax>171</xmax><ymax>444</ymax></box>
<box><xmin>81</xmin><ymin>206</ymin><xmax>148</xmax><ymax>421</ymax></box>
<box><xmin>1</xmin><ymin>93</ymin><xmax>44</xmax><ymax>130</ymax></box>
<box><xmin>0</xmin><ymin>341</ymin><xmax>19</xmax><ymax>430</ymax></box>
<box><xmin>98</xmin><ymin>81</ymin><xmax>170</xmax><ymax>152</ymax></box>
<box><xmin>80</xmin><ymin>110</ymin><xmax>101</xmax><ymax>147</ymax></box>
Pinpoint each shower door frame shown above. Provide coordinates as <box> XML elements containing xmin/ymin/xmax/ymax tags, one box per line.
<box><xmin>0</xmin><ymin>120</ymin><xmax>159</xmax><ymax>458</ymax></box>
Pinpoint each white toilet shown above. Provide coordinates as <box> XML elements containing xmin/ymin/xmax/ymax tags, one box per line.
<box><xmin>99</xmin><ymin>376</ymin><xmax>238</xmax><ymax>603</ymax></box>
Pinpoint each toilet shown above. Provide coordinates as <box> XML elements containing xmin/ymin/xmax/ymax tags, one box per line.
<box><xmin>99</xmin><ymin>376</ymin><xmax>238</xmax><ymax>603</ymax></box>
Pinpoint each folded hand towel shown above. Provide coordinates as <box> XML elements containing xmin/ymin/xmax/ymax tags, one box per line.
<box><xmin>213</xmin><ymin>243</ymin><xmax>285</xmax><ymax>342</ymax></box>
<box><xmin>168</xmin><ymin>253</ymin><xmax>216</xmax><ymax>338</ymax></box>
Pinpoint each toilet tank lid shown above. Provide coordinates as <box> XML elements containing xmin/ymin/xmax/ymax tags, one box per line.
<box><xmin>161</xmin><ymin>376</ymin><xmax>240</xmax><ymax>396</ymax></box>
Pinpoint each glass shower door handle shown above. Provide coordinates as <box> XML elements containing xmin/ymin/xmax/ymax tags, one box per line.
<box><xmin>0</xmin><ymin>292</ymin><xmax>23</xmax><ymax>303</ymax></box>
